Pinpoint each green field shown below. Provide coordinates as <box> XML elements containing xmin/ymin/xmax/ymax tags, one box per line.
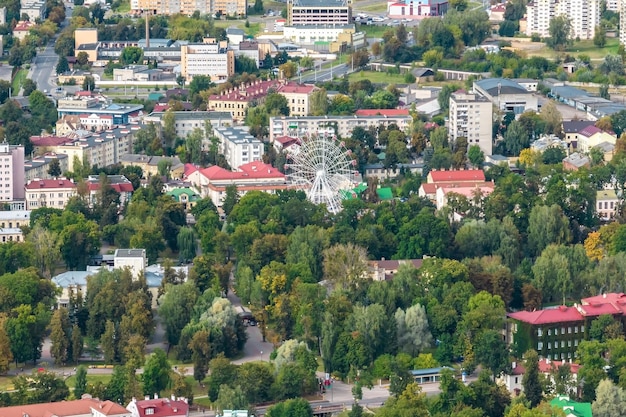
<box><xmin>356</xmin><ymin>23</ymin><xmax>392</xmax><ymax>38</ymax></box>
<box><xmin>213</xmin><ymin>19</ymin><xmax>262</xmax><ymax>37</ymax></box>
<box><xmin>12</xmin><ymin>68</ymin><xmax>27</xmax><ymax>93</ymax></box>
<box><xmin>355</xmin><ymin>2</ymin><xmax>387</xmax><ymax>13</ymax></box>
<box><xmin>347</xmin><ymin>70</ymin><xmax>408</xmax><ymax>84</ymax></box>
<box><xmin>113</xmin><ymin>0</ymin><xmax>131</xmax><ymax>13</ymax></box>
<box><xmin>64</xmin><ymin>373</ymin><xmax>113</xmax><ymax>389</ymax></box>
<box><xmin>525</xmin><ymin>37</ymin><xmax>621</xmax><ymax>60</ymax></box>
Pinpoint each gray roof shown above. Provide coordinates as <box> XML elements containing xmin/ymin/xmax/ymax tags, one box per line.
<box><xmin>551</xmin><ymin>85</ymin><xmax>590</xmax><ymax>100</ymax></box>
<box><xmin>57</xmin><ymin>103</ymin><xmax>144</xmax><ymax>116</ymax></box>
<box><xmin>226</xmin><ymin>27</ymin><xmax>245</xmax><ymax>36</ymax></box>
<box><xmin>115</xmin><ymin>249</ymin><xmax>146</xmax><ymax>258</ymax></box>
<box><xmin>0</xmin><ymin>210</ymin><xmax>30</xmax><ymax>220</ymax></box>
<box><xmin>215</xmin><ymin>126</ymin><xmax>261</xmax><ymax>145</ymax></box>
<box><xmin>594</xmin><ymin>141</ymin><xmax>616</xmax><ymax>153</ymax></box>
<box><xmin>474</xmin><ymin>78</ymin><xmax>529</xmax><ymax>95</ymax></box>
<box><xmin>563</xmin><ymin>152</ymin><xmax>590</xmax><ymax>167</ymax></box>
<box><xmin>52</xmin><ymin>270</ymin><xmax>95</xmax><ymax>288</ymax></box>
<box><xmin>563</xmin><ymin>120</ymin><xmax>595</xmax><ymax>134</ymax></box>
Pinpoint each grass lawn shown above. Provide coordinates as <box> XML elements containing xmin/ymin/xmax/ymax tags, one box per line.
<box><xmin>12</xmin><ymin>68</ymin><xmax>27</xmax><ymax>93</ymax></box>
<box><xmin>355</xmin><ymin>2</ymin><xmax>388</xmax><ymax>13</ymax></box>
<box><xmin>525</xmin><ymin>37</ymin><xmax>621</xmax><ymax>60</ymax></box>
<box><xmin>194</xmin><ymin>397</ymin><xmax>212</xmax><ymax>408</ymax></box>
<box><xmin>65</xmin><ymin>374</ymin><xmax>112</xmax><ymax>389</ymax></box>
<box><xmin>213</xmin><ymin>19</ymin><xmax>261</xmax><ymax>36</ymax></box>
<box><xmin>347</xmin><ymin>70</ymin><xmax>408</xmax><ymax>84</ymax></box>
<box><xmin>356</xmin><ymin>23</ymin><xmax>392</xmax><ymax>38</ymax></box>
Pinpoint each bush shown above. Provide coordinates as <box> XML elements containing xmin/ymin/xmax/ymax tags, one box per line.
<box><xmin>404</xmin><ymin>73</ymin><xmax>416</xmax><ymax>83</ymax></box>
<box><xmin>531</xmin><ymin>33</ymin><xmax>541</xmax><ymax>42</ymax></box>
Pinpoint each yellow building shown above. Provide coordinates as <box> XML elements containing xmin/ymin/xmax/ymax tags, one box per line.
<box><xmin>133</xmin><ymin>0</ymin><xmax>246</xmax><ymax>16</ymax></box>
<box><xmin>74</xmin><ymin>28</ymin><xmax>98</xmax><ymax>52</ymax></box>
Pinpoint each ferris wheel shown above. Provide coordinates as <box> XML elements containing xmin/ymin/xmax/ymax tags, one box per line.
<box><xmin>285</xmin><ymin>133</ymin><xmax>357</xmax><ymax>214</ymax></box>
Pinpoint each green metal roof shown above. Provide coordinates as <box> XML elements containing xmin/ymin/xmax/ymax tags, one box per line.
<box><xmin>549</xmin><ymin>396</ymin><xmax>592</xmax><ymax>417</ymax></box>
<box><xmin>377</xmin><ymin>187</ymin><xmax>393</xmax><ymax>200</ymax></box>
<box><xmin>166</xmin><ymin>188</ymin><xmax>200</xmax><ymax>201</ymax></box>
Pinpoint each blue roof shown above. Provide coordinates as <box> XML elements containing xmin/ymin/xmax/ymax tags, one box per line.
<box><xmin>52</xmin><ymin>271</ymin><xmax>94</xmax><ymax>288</ymax></box>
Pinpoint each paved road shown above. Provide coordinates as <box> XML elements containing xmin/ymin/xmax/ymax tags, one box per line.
<box><xmin>30</xmin><ymin>42</ymin><xmax>59</xmax><ymax>94</ymax></box>
<box><xmin>300</xmin><ymin>63</ymin><xmax>349</xmax><ymax>83</ymax></box>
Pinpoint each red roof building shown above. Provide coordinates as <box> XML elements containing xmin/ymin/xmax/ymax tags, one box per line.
<box><xmin>31</xmin><ymin>135</ymin><xmax>75</xmax><ymax>149</ymax></box>
<box><xmin>185</xmin><ymin>162</ymin><xmax>289</xmax><ymax>208</ymax></box>
<box><xmin>501</xmin><ymin>358</ymin><xmax>580</xmax><ymax>393</ymax></box>
<box><xmin>0</xmin><ymin>397</ymin><xmax>130</xmax><ymax>417</ymax></box>
<box><xmin>355</xmin><ymin>109</ymin><xmax>410</xmax><ymax>117</ymax></box>
<box><xmin>126</xmin><ymin>397</ymin><xmax>189</xmax><ymax>417</ymax></box>
<box><xmin>426</xmin><ymin>169</ymin><xmax>486</xmax><ymax>183</ymax></box>
<box><xmin>25</xmin><ymin>178</ymin><xmax>77</xmax><ymax>210</ymax></box>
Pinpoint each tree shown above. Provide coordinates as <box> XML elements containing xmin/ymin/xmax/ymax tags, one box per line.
<box><xmin>542</xmin><ymin>147</ymin><xmax>566</xmax><ymax>164</ymax></box>
<box><xmin>309</xmin><ymin>88</ymin><xmax>328</xmax><ymax>116</ymax></box>
<box><xmin>74</xmin><ymin>365</ymin><xmax>88</xmax><ymax>399</ymax></box>
<box><xmin>0</xmin><ymin>314</ymin><xmax>12</xmax><ymax>374</ymax></box>
<box><xmin>474</xmin><ymin>329</ymin><xmax>510</xmax><ymax>377</ymax></box>
<box><xmin>82</xmin><ymin>75</ymin><xmax>95</xmax><ymax>92</ymax></box>
<box><xmin>594</xmin><ymin>25</ymin><xmax>607</xmax><ymax>48</ymax></box>
<box><xmin>101</xmin><ymin>320</ymin><xmax>116</xmax><ymax>364</ymax></box>
<box><xmin>265</xmin><ymin>93</ymin><xmax>290</xmax><ymax>116</ymax></box>
<box><xmin>71</xmin><ymin>324</ymin><xmax>83</xmax><ymax>364</ymax></box>
<box><xmin>395</xmin><ymin>304</ymin><xmax>432</xmax><ymax>356</ymax></box>
<box><xmin>593</xmin><ymin>379</ymin><xmax>626</xmax><ymax>417</ymax></box>
<box><xmin>48</xmin><ymin>158</ymin><xmax>62</xmax><ymax>177</ymax></box>
<box><xmin>522</xmin><ymin>350</ymin><xmax>543</xmax><ymax>407</ymax></box>
<box><xmin>215</xmin><ymin>384</ymin><xmax>248</xmax><ymax>411</ymax></box>
<box><xmin>528</xmin><ymin>205</ymin><xmax>571</xmax><ymax>256</ymax></box>
<box><xmin>120</xmin><ymin>46</ymin><xmax>144</xmax><ymax>65</ymax></box>
<box><xmin>142</xmin><ymin>348</ymin><xmax>171</xmax><ymax>396</ymax></box>
<box><xmin>189</xmin><ymin>75</ymin><xmax>212</xmax><ymax>96</ymax></box>
<box><xmin>547</xmin><ymin>15</ymin><xmax>572</xmax><ymax>51</ymax></box>
<box><xmin>27</xmin><ymin>225</ymin><xmax>60</xmax><ymax>278</ymax></box>
<box><xmin>540</xmin><ymin>101</ymin><xmax>563</xmax><ymax>137</ymax></box>
<box><xmin>56</xmin><ymin>55</ymin><xmax>70</xmax><ymax>74</ymax></box>
<box><xmin>222</xmin><ymin>185</ymin><xmax>239</xmax><ymax>216</ymax></box>
<box><xmin>49</xmin><ymin>308</ymin><xmax>70</xmax><ymax>365</ymax></box>
<box><xmin>22</xmin><ymin>79</ymin><xmax>37</xmax><ymax>97</ymax></box>
<box><xmin>468</xmin><ymin>145</ymin><xmax>484</xmax><ymax>168</ymax></box>
<box><xmin>503</xmin><ymin>120</ymin><xmax>530</xmax><ymax>156</ymax></box>
<box><xmin>189</xmin><ymin>330</ymin><xmax>211</xmax><ymax>383</ymax></box>
<box><xmin>177</xmin><ymin>227</ymin><xmax>197</xmax><ymax>262</ymax></box>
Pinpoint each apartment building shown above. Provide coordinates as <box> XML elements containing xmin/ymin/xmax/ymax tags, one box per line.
<box><xmin>278</xmin><ymin>83</ymin><xmax>317</xmax><ymax>116</ymax></box>
<box><xmin>143</xmin><ymin>111</ymin><xmax>233</xmax><ymax>139</ymax></box>
<box><xmin>448</xmin><ymin>90</ymin><xmax>493</xmax><ymax>156</ymax></box>
<box><xmin>213</xmin><ymin>126</ymin><xmax>263</xmax><ymax>168</ymax></box>
<box><xmin>20</xmin><ymin>0</ymin><xmax>46</xmax><ymax>21</ymax></box>
<box><xmin>180</xmin><ymin>41</ymin><xmax>235</xmax><ymax>82</ymax></box>
<box><xmin>30</xmin><ymin>125</ymin><xmax>140</xmax><ymax>172</ymax></box>
<box><xmin>269</xmin><ymin>114</ymin><xmax>413</xmax><ymax>142</ymax></box>
<box><xmin>25</xmin><ymin>153</ymin><xmax>69</xmax><ymax>181</ymax></box>
<box><xmin>133</xmin><ymin>0</ymin><xmax>246</xmax><ymax>16</ymax></box>
<box><xmin>0</xmin><ymin>143</ymin><xmax>25</xmax><ymax>203</ymax></box>
<box><xmin>525</xmin><ymin>0</ymin><xmax>600</xmax><ymax>40</ymax></box>
<box><xmin>287</xmin><ymin>0</ymin><xmax>352</xmax><ymax>26</ymax></box>
<box><xmin>25</xmin><ymin>178</ymin><xmax>77</xmax><ymax>210</ymax></box>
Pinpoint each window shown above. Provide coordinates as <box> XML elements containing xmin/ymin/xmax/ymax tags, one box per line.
<box><xmin>574</xmin><ymin>326</ymin><xmax>578</xmax><ymax>333</ymax></box>
<box><xmin>581</xmin><ymin>325</ymin><xmax>585</xmax><ymax>333</ymax></box>
<box><xmin>146</xmin><ymin>408</ymin><xmax>155</xmax><ymax>415</ymax></box>
<box><xmin>568</xmin><ymin>327</ymin><xmax>572</xmax><ymax>334</ymax></box>
<box><xmin>538</xmin><ymin>342</ymin><xmax>543</xmax><ymax>350</ymax></box>
<box><xmin>548</xmin><ymin>342</ymin><xmax>552</xmax><ymax>349</ymax></box>
<box><xmin>548</xmin><ymin>329</ymin><xmax>552</xmax><ymax>336</ymax></box>
<box><xmin>562</xmin><ymin>327</ymin><xmax>565</xmax><ymax>334</ymax></box>
<box><xmin>561</xmin><ymin>340</ymin><xmax>565</xmax><ymax>348</ymax></box>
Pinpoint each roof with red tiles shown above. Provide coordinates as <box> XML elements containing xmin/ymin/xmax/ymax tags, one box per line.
<box><xmin>274</xmin><ymin>136</ymin><xmax>301</xmax><ymax>147</ymax></box>
<box><xmin>208</xmin><ymin>79</ymin><xmax>282</xmax><ymax>103</ymax></box>
<box><xmin>508</xmin><ymin>305</ymin><xmax>584</xmax><ymax>325</ymax></box>
<box><xmin>277</xmin><ymin>82</ymin><xmax>316</xmax><ymax>94</ymax></box>
<box><xmin>26</xmin><ymin>179</ymin><xmax>76</xmax><ymax>190</ymax></box>
<box><xmin>439</xmin><ymin>184</ymin><xmax>495</xmax><ymax>198</ymax></box>
<box><xmin>355</xmin><ymin>109</ymin><xmax>410</xmax><ymax>116</ymax></box>
<box><xmin>88</xmin><ymin>182</ymin><xmax>134</xmax><ymax>193</ymax></box>
<box><xmin>130</xmin><ymin>398</ymin><xmax>189</xmax><ymax>417</ymax></box>
<box><xmin>0</xmin><ymin>398</ymin><xmax>129</xmax><ymax>417</ymax></box>
<box><xmin>153</xmin><ymin>103</ymin><xmax>170</xmax><ymax>112</ymax></box>
<box><xmin>200</xmin><ymin>162</ymin><xmax>285</xmax><ymax>181</ymax></box>
<box><xmin>31</xmin><ymin>136</ymin><xmax>75</xmax><ymax>146</ymax></box>
<box><xmin>184</xmin><ymin>163</ymin><xmax>199</xmax><ymax>177</ymax></box>
<box><xmin>578</xmin><ymin>302</ymin><xmax>621</xmax><ymax>317</ymax></box>
<box><xmin>428</xmin><ymin>169</ymin><xmax>486</xmax><ymax>182</ymax></box>
<box><xmin>581</xmin><ymin>293</ymin><xmax>626</xmax><ymax>305</ymax></box>
<box><xmin>420</xmin><ymin>183</ymin><xmax>437</xmax><ymax>195</ymax></box>
<box><xmin>13</xmin><ymin>20</ymin><xmax>35</xmax><ymax>31</ymax></box>
<box><xmin>511</xmin><ymin>359</ymin><xmax>581</xmax><ymax>376</ymax></box>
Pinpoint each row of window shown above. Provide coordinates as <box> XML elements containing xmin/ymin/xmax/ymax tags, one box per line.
<box><xmin>538</xmin><ymin>339</ymin><xmax>580</xmax><ymax>350</ymax></box>
<box><xmin>537</xmin><ymin>325</ymin><xmax>584</xmax><ymax>337</ymax></box>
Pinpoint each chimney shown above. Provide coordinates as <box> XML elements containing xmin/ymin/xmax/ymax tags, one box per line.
<box><xmin>512</xmin><ymin>361</ymin><xmax>516</xmax><ymax>369</ymax></box>
<box><xmin>145</xmin><ymin>395</ymin><xmax>150</xmax><ymax>400</ymax></box>
<box><xmin>154</xmin><ymin>393</ymin><xmax>158</xmax><ymax>399</ymax></box>
<box><xmin>604</xmin><ymin>293</ymin><xmax>607</xmax><ymax>298</ymax></box>
<box><xmin>171</xmin><ymin>394</ymin><xmax>176</xmax><ymax>401</ymax></box>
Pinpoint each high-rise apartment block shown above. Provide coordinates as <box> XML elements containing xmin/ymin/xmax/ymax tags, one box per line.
<box><xmin>0</xmin><ymin>143</ymin><xmax>25</xmax><ymax>203</ymax></box>
<box><xmin>525</xmin><ymin>0</ymin><xmax>600</xmax><ymax>40</ymax></box>
<box><xmin>448</xmin><ymin>91</ymin><xmax>493</xmax><ymax>156</ymax></box>
<box><xmin>132</xmin><ymin>0</ymin><xmax>246</xmax><ymax>16</ymax></box>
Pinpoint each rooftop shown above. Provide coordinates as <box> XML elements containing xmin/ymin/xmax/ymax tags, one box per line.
<box><xmin>115</xmin><ymin>249</ymin><xmax>146</xmax><ymax>258</ymax></box>
<box><xmin>214</xmin><ymin>126</ymin><xmax>262</xmax><ymax>145</ymax></box>
<box><xmin>597</xmin><ymin>189</ymin><xmax>618</xmax><ymax>201</ymax></box>
<box><xmin>291</xmin><ymin>0</ymin><xmax>349</xmax><ymax>6</ymax></box>
<box><xmin>0</xmin><ymin>397</ymin><xmax>129</xmax><ymax>417</ymax></box>
<box><xmin>508</xmin><ymin>305</ymin><xmax>584</xmax><ymax>325</ymax></box>
<box><xmin>128</xmin><ymin>398</ymin><xmax>189</xmax><ymax>417</ymax></box>
<box><xmin>25</xmin><ymin>178</ymin><xmax>76</xmax><ymax>190</ymax></box>
<box><xmin>474</xmin><ymin>78</ymin><xmax>529</xmax><ymax>96</ymax></box>
<box><xmin>197</xmin><ymin>161</ymin><xmax>285</xmax><ymax>181</ymax></box>
<box><xmin>428</xmin><ymin>169</ymin><xmax>485</xmax><ymax>182</ymax></box>
<box><xmin>563</xmin><ymin>120</ymin><xmax>595</xmax><ymax>134</ymax></box>
<box><xmin>147</xmin><ymin>111</ymin><xmax>232</xmax><ymax>121</ymax></box>
<box><xmin>563</xmin><ymin>152</ymin><xmax>590</xmax><ymax>168</ymax></box>
<box><xmin>355</xmin><ymin>109</ymin><xmax>410</xmax><ymax>116</ymax></box>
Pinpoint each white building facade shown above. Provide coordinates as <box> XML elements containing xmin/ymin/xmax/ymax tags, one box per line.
<box><xmin>213</xmin><ymin>126</ymin><xmax>263</xmax><ymax>169</ymax></box>
<box><xmin>525</xmin><ymin>0</ymin><xmax>600</xmax><ymax>40</ymax></box>
<box><xmin>180</xmin><ymin>42</ymin><xmax>235</xmax><ymax>82</ymax></box>
<box><xmin>448</xmin><ymin>91</ymin><xmax>493</xmax><ymax>156</ymax></box>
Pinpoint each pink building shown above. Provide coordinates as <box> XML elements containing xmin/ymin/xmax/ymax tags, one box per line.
<box><xmin>0</xmin><ymin>143</ymin><xmax>25</xmax><ymax>202</ymax></box>
<box><xmin>387</xmin><ymin>0</ymin><xmax>448</xmax><ymax>19</ymax></box>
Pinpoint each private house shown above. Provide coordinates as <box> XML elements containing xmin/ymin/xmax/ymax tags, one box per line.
<box><xmin>419</xmin><ymin>169</ymin><xmax>487</xmax><ymax>200</ymax></box>
<box><xmin>12</xmin><ymin>20</ymin><xmax>35</xmax><ymax>41</ymax></box>
<box><xmin>0</xmin><ymin>397</ymin><xmax>131</xmax><ymax>417</ymax></box>
<box><xmin>0</xmin><ymin>210</ymin><xmax>30</xmax><ymax>243</ymax></box>
<box><xmin>367</xmin><ymin>259</ymin><xmax>423</xmax><ymax>281</ymax></box>
<box><xmin>499</xmin><ymin>359</ymin><xmax>580</xmax><ymax>394</ymax></box>
<box><xmin>576</xmin><ymin>125</ymin><xmax>617</xmax><ymax>153</ymax></box>
<box><xmin>86</xmin><ymin>175</ymin><xmax>134</xmax><ymax>208</ymax></box>
<box><xmin>563</xmin><ymin>153</ymin><xmax>590</xmax><ymax>171</ymax></box>
<box><xmin>56</xmin><ymin>115</ymin><xmax>82</xmax><ymax>136</ymax></box>
<box><xmin>120</xmin><ymin>154</ymin><xmax>185</xmax><ymax>179</ymax></box>
<box><xmin>166</xmin><ymin>187</ymin><xmax>200</xmax><ymax>211</ymax></box>
<box><xmin>597</xmin><ymin>189</ymin><xmax>620</xmax><ymax>221</ymax></box>
<box><xmin>563</xmin><ymin>120</ymin><xmax>596</xmax><ymax>147</ymax></box>
<box><xmin>185</xmin><ymin>161</ymin><xmax>289</xmax><ymax>207</ymax></box>
<box><xmin>126</xmin><ymin>396</ymin><xmax>189</xmax><ymax>417</ymax></box>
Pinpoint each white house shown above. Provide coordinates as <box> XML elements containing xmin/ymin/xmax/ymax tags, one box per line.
<box><xmin>499</xmin><ymin>359</ymin><xmax>580</xmax><ymax>395</ymax></box>
<box><xmin>114</xmin><ymin>249</ymin><xmax>147</xmax><ymax>280</ymax></box>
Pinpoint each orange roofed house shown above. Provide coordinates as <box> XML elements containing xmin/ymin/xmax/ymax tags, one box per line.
<box><xmin>126</xmin><ymin>396</ymin><xmax>189</xmax><ymax>417</ymax></box>
<box><xmin>507</xmin><ymin>292</ymin><xmax>626</xmax><ymax>363</ymax></box>
<box><xmin>0</xmin><ymin>397</ymin><xmax>130</xmax><ymax>417</ymax></box>
<box><xmin>184</xmin><ymin>161</ymin><xmax>290</xmax><ymax>207</ymax></box>
<box><xmin>418</xmin><ymin>169</ymin><xmax>494</xmax><ymax>211</ymax></box>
